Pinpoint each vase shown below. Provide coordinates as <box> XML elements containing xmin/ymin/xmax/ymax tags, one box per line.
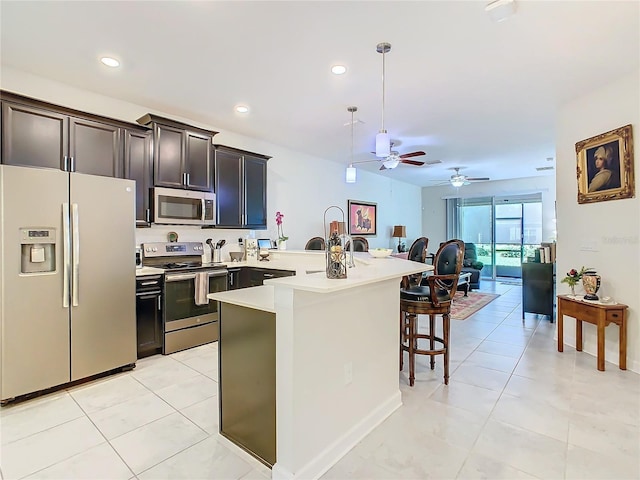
<box><xmin>278</xmin><ymin>240</ymin><xmax>287</xmax><ymax>251</ymax></box>
<box><xmin>570</xmin><ymin>285</ymin><xmax>576</xmax><ymax>297</ymax></box>
<box><xmin>582</xmin><ymin>271</ymin><xmax>601</xmax><ymax>300</ymax></box>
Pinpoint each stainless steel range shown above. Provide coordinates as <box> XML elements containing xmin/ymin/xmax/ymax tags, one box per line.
<box><xmin>142</xmin><ymin>242</ymin><xmax>228</xmax><ymax>354</ymax></box>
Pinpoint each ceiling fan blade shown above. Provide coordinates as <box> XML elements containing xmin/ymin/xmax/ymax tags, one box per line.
<box><xmin>379</xmin><ymin>164</ymin><xmax>387</xmax><ymax>171</ymax></box>
<box><xmin>400</xmin><ymin>159</ymin><xmax>425</xmax><ymax>166</ymax></box>
<box><xmin>399</xmin><ymin>151</ymin><xmax>425</xmax><ymax>159</ymax></box>
<box><xmin>466</xmin><ymin>177</ymin><xmax>490</xmax><ymax>181</ymax></box>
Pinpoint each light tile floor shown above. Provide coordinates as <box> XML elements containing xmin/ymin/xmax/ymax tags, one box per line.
<box><xmin>1</xmin><ymin>281</ymin><xmax>639</xmax><ymax>479</ymax></box>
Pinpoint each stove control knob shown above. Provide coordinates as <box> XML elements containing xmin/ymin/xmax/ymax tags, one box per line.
<box><xmin>152</xmin><ymin>247</ymin><xmax>157</xmax><ymax>252</ymax></box>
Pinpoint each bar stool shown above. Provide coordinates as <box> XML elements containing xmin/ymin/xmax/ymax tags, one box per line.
<box><xmin>400</xmin><ymin>239</ymin><xmax>464</xmax><ymax>386</ymax></box>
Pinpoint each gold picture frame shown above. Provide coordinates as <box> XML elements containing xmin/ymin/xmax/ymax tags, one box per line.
<box><xmin>576</xmin><ymin>124</ymin><xmax>634</xmax><ymax>204</ymax></box>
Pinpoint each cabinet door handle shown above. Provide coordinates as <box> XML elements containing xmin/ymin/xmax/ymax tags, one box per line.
<box><xmin>69</xmin><ymin>156</ymin><xmax>76</xmax><ymax>172</ymax></box>
<box><xmin>186</xmin><ymin>173</ymin><xmax>190</xmax><ymax>186</ymax></box>
<box><xmin>61</xmin><ymin>155</ymin><xmax>69</xmax><ymax>172</ymax></box>
<box><xmin>263</xmin><ymin>273</ymin><xmax>275</xmax><ymax>278</ymax></box>
<box><xmin>158</xmin><ymin>296</ymin><xmax>162</xmax><ymax>311</ymax></box>
<box><xmin>145</xmin><ymin>208</ymin><xmax>151</xmax><ymax>224</ymax></box>
<box><xmin>136</xmin><ymin>290</ymin><xmax>161</xmax><ymax>297</ymax></box>
<box><xmin>182</xmin><ymin>172</ymin><xmax>187</xmax><ymax>186</ymax></box>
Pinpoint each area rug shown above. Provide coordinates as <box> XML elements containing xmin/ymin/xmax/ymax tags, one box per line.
<box><xmin>450</xmin><ymin>291</ymin><xmax>500</xmax><ymax>320</ymax></box>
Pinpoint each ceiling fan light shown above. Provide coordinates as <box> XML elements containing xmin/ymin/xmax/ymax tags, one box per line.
<box><xmin>383</xmin><ymin>157</ymin><xmax>399</xmax><ymax>169</ymax></box>
<box><xmin>375</xmin><ymin>131</ymin><xmax>391</xmax><ymax>157</ymax></box>
<box><xmin>345</xmin><ymin>165</ymin><xmax>357</xmax><ymax>183</ymax></box>
<box><xmin>450</xmin><ymin>177</ymin><xmax>465</xmax><ymax>187</ymax></box>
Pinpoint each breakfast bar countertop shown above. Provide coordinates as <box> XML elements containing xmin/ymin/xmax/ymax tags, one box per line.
<box><xmin>214</xmin><ymin>250</ymin><xmax>431</xmax><ymax>294</ymax></box>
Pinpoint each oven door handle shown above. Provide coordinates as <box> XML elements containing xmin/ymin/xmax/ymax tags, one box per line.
<box><xmin>165</xmin><ymin>271</ymin><xmax>228</xmax><ymax>282</ymax></box>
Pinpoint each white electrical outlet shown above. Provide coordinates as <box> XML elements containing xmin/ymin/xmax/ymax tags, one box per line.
<box><xmin>343</xmin><ymin>362</ymin><xmax>353</xmax><ymax>385</ymax></box>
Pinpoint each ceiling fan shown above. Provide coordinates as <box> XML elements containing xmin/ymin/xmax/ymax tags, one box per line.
<box><xmin>434</xmin><ymin>167</ymin><xmax>490</xmax><ymax>187</ymax></box>
<box><xmin>357</xmin><ymin>144</ymin><xmax>440</xmax><ymax>170</ymax></box>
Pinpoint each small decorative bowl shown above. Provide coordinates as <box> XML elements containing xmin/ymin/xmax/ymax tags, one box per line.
<box><xmin>368</xmin><ymin>248</ymin><xmax>393</xmax><ymax>258</ymax></box>
<box><xmin>229</xmin><ymin>252</ymin><xmax>244</xmax><ymax>262</ymax></box>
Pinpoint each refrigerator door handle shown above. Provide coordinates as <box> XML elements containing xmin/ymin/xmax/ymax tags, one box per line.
<box><xmin>72</xmin><ymin>203</ymin><xmax>80</xmax><ymax>307</ymax></box>
<box><xmin>62</xmin><ymin>203</ymin><xmax>71</xmax><ymax>308</ymax></box>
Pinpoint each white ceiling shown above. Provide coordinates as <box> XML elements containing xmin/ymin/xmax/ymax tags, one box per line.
<box><xmin>1</xmin><ymin>1</ymin><xmax>638</xmax><ymax>187</ymax></box>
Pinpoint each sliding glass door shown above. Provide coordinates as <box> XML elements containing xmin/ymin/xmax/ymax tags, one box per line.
<box><xmin>458</xmin><ymin>197</ymin><xmax>493</xmax><ymax>278</ymax></box>
<box><xmin>448</xmin><ymin>194</ymin><xmax>543</xmax><ymax>280</ymax></box>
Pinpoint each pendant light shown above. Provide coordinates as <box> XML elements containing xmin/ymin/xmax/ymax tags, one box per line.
<box><xmin>375</xmin><ymin>42</ymin><xmax>391</xmax><ymax>157</ymax></box>
<box><xmin>345</xmin><ymin>106</ymin><xmax>357</xmax><ymax>183</ymax></box>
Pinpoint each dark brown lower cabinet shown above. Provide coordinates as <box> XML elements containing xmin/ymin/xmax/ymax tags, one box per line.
<box><xmin>240</xmin><ymin>267</ymin><xmax>295</xmax><ymax>288</ymax></box>
<box><xmin>522</xmin><ymin>262</ymin><xmax>555</xmax><ymax>321</ymax></box>
<box><xmin>135</xmin><ymin>275</ymin><xmax>163</xmax><ymax>358</ymax></box>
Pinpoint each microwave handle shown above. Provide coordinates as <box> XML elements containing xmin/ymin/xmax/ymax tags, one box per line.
<box><xmin>201</xmin><ymin>198</ymin><xmax>206</xmax><ymax>222</ymax></box>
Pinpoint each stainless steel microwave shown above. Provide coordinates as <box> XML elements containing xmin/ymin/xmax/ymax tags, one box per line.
<box><xmin>152</xmin><ymin>187</ymin><xmax>215</xmax><ymax>226</ymax></box>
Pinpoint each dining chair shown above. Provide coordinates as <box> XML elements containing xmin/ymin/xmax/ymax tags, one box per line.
<box><xmin>345</xmin><ymin>236</ymin><xmax>369</xmax><ymax>252</ymax></box>
<box><xmin>304</xmin><ymin>237</ymin><xmax>326</xmax><ymax>250</ymax></box>
<box><xmin>406</xmin><ymin>237</ymin><xmax>429</xmax><ymax>263</ymax></box>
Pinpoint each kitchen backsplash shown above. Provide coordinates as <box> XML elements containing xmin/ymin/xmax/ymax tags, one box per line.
<box><xmin>136</xmin><ymin>225</ymin><xmax>268</xmax><ymax>263</ymax></box>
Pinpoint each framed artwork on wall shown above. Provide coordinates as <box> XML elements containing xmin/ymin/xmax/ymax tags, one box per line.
<box><xmin>576</xmin><ymin>124</ymin><xmax>635</xmax><ymax>204</ymax></box>
<box><xmin>347</xmin><ymin>200</ymin><xmax>377</xmax><ymax>236</ymax></box>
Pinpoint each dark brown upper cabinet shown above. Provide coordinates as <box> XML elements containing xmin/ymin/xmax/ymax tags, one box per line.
<box><xmin>1</xmin><ymin>91</ymin><xmax>153</xmax><ymax>226</ymax></box>
<box><xmin>1</xmin><ymin>95</ymin><xmax>127</xmax><ymax>178</ymax></box>
<box><xmin>123</xmin><ymin>129</ymin><xmax>153</xmax><ymax>227</ymax></box>
<box><xmin>214</xmin><ymin>145</ymin><xmax>270</xmax><ymax>229</ymax></box>
<box><xmin>137</xmin><ymin>113</ymin><xmax>217</xmax><ymax>192</ymax></box>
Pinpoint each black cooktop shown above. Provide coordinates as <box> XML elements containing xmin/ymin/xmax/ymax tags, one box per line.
<box><xmin>159</xmin><ymin>262</ymin><xmax>227</xmax><ymax>272</ymax></box>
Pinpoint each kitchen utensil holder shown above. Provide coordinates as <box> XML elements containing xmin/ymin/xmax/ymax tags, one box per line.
<box><xmin>323</xmin><ymin>206</ymin><xmax>347</xmax><ymax>279</ymax></box>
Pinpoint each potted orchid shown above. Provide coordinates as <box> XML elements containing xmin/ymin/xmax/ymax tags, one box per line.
<box><xmin>275</xmin><ymin>211</ymin><xmax>289</xmax><ymax>249</ymax></box>
<box><xmin>561</xmin><ymin>266</ymin><xmax>585</xmax><ymax>297</ymax></box>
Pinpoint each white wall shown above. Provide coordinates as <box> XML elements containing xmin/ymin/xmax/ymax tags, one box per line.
<box><xmin>556</xmin><ymin>68</ymin><xmax>640</xmax><ymax>373</ymax></box>
<box><xmin>420</xmin><ymin>175</ymin><xmax>556</xmax><ymax>249</ymax></box>
<box><xmin>1</xmin><ymin>67</ymin><xmax>423</xmax><ymax>257</ymax></box>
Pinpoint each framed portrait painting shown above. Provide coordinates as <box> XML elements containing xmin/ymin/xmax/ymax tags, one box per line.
<box><xmin>347</xmin><ymin>200</ymin><xmax>377</xmax><ymax>236</ymax></box>
<box><xmin>576</xmin><ymin>124</ymin><xmax>635</xmax><ymax>204</ymax></box>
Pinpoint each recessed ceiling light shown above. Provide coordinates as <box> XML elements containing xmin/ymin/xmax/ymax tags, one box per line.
<box><xmin>331</xmin><ymin>65</ymin><xmax>347</xmax><ymax>75</ymax></box>
<box><xmin>235</xmin><ymin>105</ymin><xmax>249</xmax><ymax>113</ymax></box>
<box><xmin>100</xmin><ymin>57</ymin><xmax>120</xmax><ymax>68</ymax></box>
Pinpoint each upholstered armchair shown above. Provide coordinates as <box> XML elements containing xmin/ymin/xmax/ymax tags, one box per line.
<box><xmin>461</xmin><ymin>242</ymin><xmax>483</xmax><ymax>290</ymax></box>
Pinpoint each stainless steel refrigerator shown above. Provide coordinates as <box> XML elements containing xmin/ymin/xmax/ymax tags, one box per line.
<box><xmin>0</xmin><ymin>165</ymin><xmax>137</xmax><ymax>402</ymax></box>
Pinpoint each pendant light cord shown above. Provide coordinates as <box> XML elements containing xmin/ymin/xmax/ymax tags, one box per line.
<box><xmin>351</xmin><ymin>109</ymin><xmax>354</xmax><ymax>163</ymax></box>
<box><xmin>381</xmin><ymin>48</ymin><xmax>385</xmax><ymax>132</ymax></box>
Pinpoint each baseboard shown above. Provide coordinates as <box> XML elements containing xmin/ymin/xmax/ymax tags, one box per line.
<box><xmin>555</xmin><ymin>335</ymin><xmax>639</xmax><ymax>374</ymax></box>
<box><xmin>271</xmin><ymin>390</ymin><xmax>402</xmax><ymax>480</ymax></box>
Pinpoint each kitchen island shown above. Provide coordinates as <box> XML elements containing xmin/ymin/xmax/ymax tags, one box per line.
<box><xmin>209</xmin><ymin>251</ymin><xmax>432</xmax><ymax>480</ymax></box>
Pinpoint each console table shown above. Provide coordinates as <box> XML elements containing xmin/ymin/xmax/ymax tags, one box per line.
<box><xmin>557</xmin><ymin>295</ymin><xmax>628</xmax><ymax>371</ymax></box>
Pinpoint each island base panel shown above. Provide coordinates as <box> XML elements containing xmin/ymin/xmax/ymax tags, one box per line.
<box><xmin>219</xmin><ymin>303</ymin><xmax>276</xmax><ymax>466</ymax></box>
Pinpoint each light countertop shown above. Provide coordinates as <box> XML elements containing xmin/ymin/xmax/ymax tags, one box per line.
<box><xmin>136</xmin><ymin>266</ymin><xmax>165</xmax><ymax>276</ymax></box>
<box><xmin>209</xmin><ymin>250</ymin><xmax>432</xmax><ymax>310</ymax></box>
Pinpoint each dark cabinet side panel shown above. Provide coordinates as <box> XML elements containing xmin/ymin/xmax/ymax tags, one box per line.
<box><xmin>215</xmin><ymin>148</ymin><xmax>243</xmax><ymax>227</ymax></box>
<box><xmin>70</xmin><ymin>118</ymin><xmax>122</xmax><ymax>177</ymax></box>
<box><xmin>154</xmin><ymin>124</ymin><xmax>184</xmax><ymax>188</ymax></box>
<box><xmin>2</xmin><ymin>102</ymin><xmax>67</xmax><ymax>170</ymax></box>
<box><xmin>185</xmin><ymin>131</ymin><xmax>212</xmax><ymax>191</ymax></box>
<box><xmin>244</xmin><ymin>156</ymin><xmax>267</xmax><ymax>229</ymax></box>
<box><xmin>124</xmin><ymin>129</ymin><xmax>152</xmax><ymax>226</ymax></box>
